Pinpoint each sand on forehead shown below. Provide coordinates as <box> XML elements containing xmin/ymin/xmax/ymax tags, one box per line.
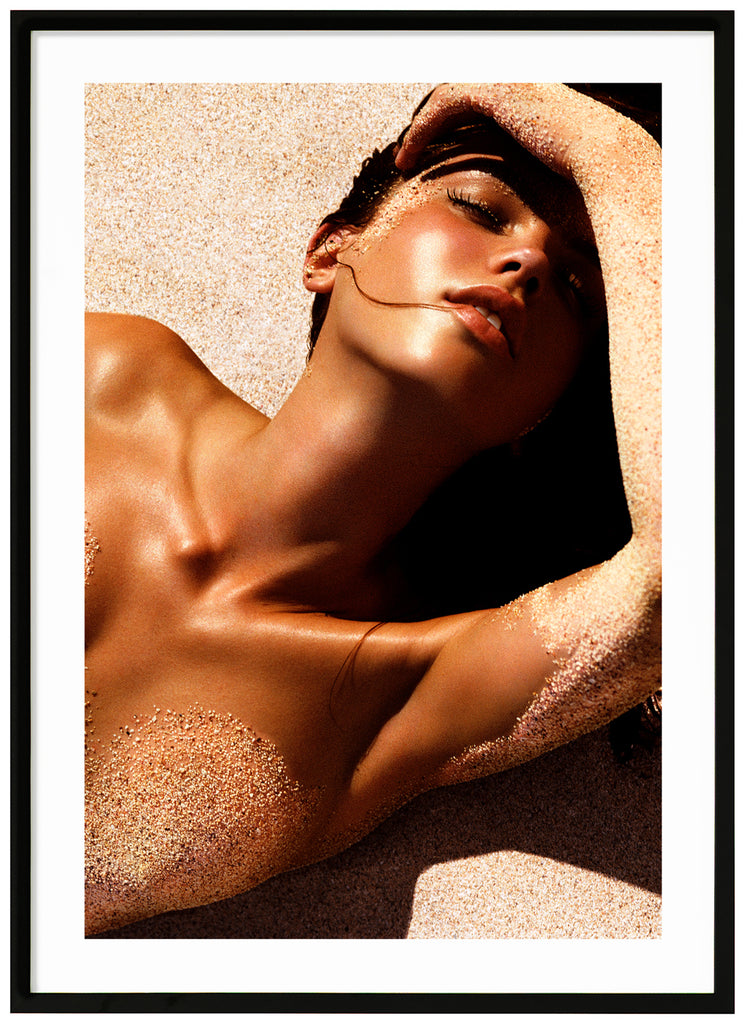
<box><xmin>85</xmin><ymin>82</ymin><xmax>660</xmax><ymax>940</ymax></box>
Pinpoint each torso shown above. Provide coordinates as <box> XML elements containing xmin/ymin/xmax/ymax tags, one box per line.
<box><xmin>84</xmin><ymin>314</ymin><xmax>446</xmax><ymax>932</ymax></box>
<box><xmin>84</xmin><ymin>313</ymin><xmax>648</xmax><ymax>934</ymax></box>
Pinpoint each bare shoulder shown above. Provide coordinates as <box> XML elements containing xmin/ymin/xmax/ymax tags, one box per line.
<box><xmin>86</xmin><ymin>310</ymin><xmax>184</xmax><ymax>345</ymax></box>
<box><xmin>86</xmin><ymin>312</ymin><xmax>193</xmax><ymax>382</ymax></box>
<box><xmin>85</xmin><ymin>312</ymin><xmax>231</xmax><ymax>417</ymax></box>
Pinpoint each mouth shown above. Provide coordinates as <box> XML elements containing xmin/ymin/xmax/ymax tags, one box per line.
<box><xmin>449</xmin><ymin>305</ymin><xmax>513</xmax><ymax>359</ymax></box>
<box><xmin>445</xmin><ymin>286</ymin><xmax>527</xmax><ymax>360</ymax></box>
<box><xmin>474</xmin><ymin>305</ymin><xmax>503</xmax><ymax>333</ymax></box>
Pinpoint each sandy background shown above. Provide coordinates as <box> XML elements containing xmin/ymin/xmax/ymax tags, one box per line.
<box><xmin>86</xmin><ymin>83</ymin><xmax>660</xmax><ymax>940</ymax></box>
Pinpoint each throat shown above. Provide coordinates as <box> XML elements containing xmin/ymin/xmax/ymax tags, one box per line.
<box><xmin>190</xmin><ymin>354</ymin><xmax>476</xmax><ymax>619</ymax></box>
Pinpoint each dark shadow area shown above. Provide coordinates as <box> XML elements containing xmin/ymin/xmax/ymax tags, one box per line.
<box><xmin>96</xmin><ymin>723</ymin><xmax>660</xmax><ymax>939</ymax></box>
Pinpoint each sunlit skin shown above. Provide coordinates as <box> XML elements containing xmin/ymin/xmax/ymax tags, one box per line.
<box><xmin>85</xmin><ymin>85</ymin><xmax>661</xmax><ymax>934</ymax></box>
<box><xmin>310</xmin><ymin>145</ymin><xmax>606</xmax><ymax>453</ymax></box>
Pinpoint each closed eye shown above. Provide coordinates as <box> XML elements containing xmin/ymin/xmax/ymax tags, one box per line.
<box><xmin>557</xmin><ymin>266</ymin><xmax>606</xmax><ymax>320</ymax></box>
<box><xmin>447</xmin><ymin>189</ymin><xmax>505</xmax><ymax>231</ymax></box>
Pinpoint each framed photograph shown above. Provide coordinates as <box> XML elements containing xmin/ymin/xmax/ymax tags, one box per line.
<box><xmin>12</xmin><ymin>9</ymin><xmax>733</xmax><ymax>1013</ymax></box>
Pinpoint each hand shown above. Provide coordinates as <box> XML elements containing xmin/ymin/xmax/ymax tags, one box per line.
<box><xmin>395</xmin><ymin>83</ymin><xmax>653</xmax><ymax>182</ymax></box>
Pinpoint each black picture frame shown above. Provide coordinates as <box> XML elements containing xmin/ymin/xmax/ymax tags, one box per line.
<box><xmin>11</xmin><ymin>8</ymin><xmax>734</xmax><ymax>1013</ymax></box>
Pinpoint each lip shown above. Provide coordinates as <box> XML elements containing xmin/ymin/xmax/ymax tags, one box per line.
<box><xmin>445</xmin><ymin>286</ymin><xmax>527</xmax><ymax>359</ymax></box>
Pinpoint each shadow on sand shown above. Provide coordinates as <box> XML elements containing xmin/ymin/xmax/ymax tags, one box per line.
<box><xmin>96</xmin><ymin>724</ymin><xmax>660</xmax><ymax>939</ymax></box>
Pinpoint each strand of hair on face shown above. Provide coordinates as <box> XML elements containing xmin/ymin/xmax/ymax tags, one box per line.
<box><xmin>335</xmin><ymin>257</ymin><xmax>452</xmax><ymax>314</ymax></box>
<box><xmin>317</xmin><ymin>226</ymin><xmax>452</xmax><ymax>315</ymax></box>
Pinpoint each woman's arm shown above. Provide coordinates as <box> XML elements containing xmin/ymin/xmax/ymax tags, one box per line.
<box><xmin>397</xmin><ymin>84</ymin><xmax>661</xmax><ymax>563</ymax></box>
<box><xmin>343</xmin><ymin>86</ymin><xmax>661</xmax><ymax>819</ymax></box>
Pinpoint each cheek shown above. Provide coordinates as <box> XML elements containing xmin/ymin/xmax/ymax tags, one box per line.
<box><xmin>512</xmin><ymin>309</ymin><xmax>584</xmax><ymax>414</ymax></box>
<box><xmin>528</xmin><ymin>324</ymin><xmax>586</xmax><ymax>412</ymax></box>
<box><xmin>354</xmin><ymin>208</ymin><xmax>471</xmax><ymax>301</ymax></box>
<box><xmin>534</xmin><ymin>289</ymin><xmax>587</xmax><ymax>366</ymax></box>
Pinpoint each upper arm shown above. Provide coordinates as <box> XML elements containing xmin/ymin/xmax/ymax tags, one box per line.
<box><xmin>345</xmin><ymin>542</ymin><xmax>661</xmax><ymax>822</ymax></box>
<box><xmin>354</xmin><ymin>92</ymin><xmax>663</xmax><ymax>806</ymax></box>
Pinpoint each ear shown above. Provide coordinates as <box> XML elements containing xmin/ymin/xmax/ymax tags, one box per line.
<box><xmin>303</xmin><ymin>225</ymin><xmax>358</xmax><ymax>294</ymax></box>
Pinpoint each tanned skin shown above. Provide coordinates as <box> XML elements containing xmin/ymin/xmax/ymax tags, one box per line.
<box><xmin>85</xmin><ymin>84</ymin><xmax>661</xmax><ymax>933</ymax></box>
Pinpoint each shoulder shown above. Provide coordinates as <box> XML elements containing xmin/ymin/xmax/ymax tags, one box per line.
<box><xmin>85</xmin><ymin>313</ymin><xmax>215</xmax><ymax>414</ymax></box>
<box><xmin>86</xmin><ymin>312</ymin><xmax>192</xmax><ymax>375</ymax></box>
<box><xmin>86</xmin><ymin>310</ymin><xmax>182</xmax><ymax>342</ymax></box>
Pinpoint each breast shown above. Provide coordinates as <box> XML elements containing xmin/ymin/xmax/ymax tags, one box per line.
<box><xmin>85</xmin><ymin>703</ymin><xmax>328</xmax><ymax>935</ymax></box>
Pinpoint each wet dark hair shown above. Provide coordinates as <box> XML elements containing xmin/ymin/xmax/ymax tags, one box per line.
<box><xmin>307</xmin><ymin>109</ymin><xmax>423</xmax><ymax>354</ymax></box>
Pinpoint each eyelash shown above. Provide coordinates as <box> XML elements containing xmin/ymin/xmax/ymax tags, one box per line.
<box><xmin>447</xmin><ymin>189</ymin><xmax>504</xmax><ymax>230</ymax></box>
<box><xmin>560</xmin><ymin>268</ymin><xmax>605</xmax><ymax>319</ymax></box>
<box><xmin>447</xmin><ymin>188</ymin><xmax>605</xmax><ymax>320</ymax></box>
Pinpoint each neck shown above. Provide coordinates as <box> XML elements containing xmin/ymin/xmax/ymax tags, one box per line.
<box><xmin>208</xmin><ymin>339</ymin><xmax>477</xmax><ymax>615</ymax></box>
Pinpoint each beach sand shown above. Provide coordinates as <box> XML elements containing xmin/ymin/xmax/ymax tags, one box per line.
<box><xmin>97</xmin><ymin>724</ymin><xmax>659</xmax><ymax>939</ymax></box>
<box><xmin>86</xmin><ymin>83</ymin><xmax>660</xmax><ymax>941</ymax></box>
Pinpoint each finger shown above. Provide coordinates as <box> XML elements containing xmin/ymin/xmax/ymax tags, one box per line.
<box><xmin>394</xmin><ymin>87</ymin><xmax>476</xmax><ymax>170</ymax></box>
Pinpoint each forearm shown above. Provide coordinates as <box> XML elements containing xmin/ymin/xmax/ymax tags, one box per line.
<box><xmin>570</xmin><ymin>112</ymin><xmax>662</xmax><ymax>570</ymax></box>
<box><xmin>453</xmin><ymin>89</ymin><xmax>663</xmax><ymax>757</ymax></box>
<box><xmin>389</xmin><ymin>85</ymin><xmax>663</xmax><ymax>790</ymax></box>
<box><xmin>398</xmin><ymin>84</ymin><xmax>662</xmax><ymax>567</ymax></box>
<box><xmin>480</xmin><ymin>84</ymin><xmax>662</xmax><ymax>567</ymax></box>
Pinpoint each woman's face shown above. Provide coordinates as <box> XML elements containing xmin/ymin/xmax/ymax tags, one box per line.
<box><xmin>315</xmin><ymin>134</ymin><xmax>606</xmax><ymax>451</ymax></box>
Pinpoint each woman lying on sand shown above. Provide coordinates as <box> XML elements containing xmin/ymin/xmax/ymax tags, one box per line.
<box><xmin>84</xmin><ymin>83</ymin><xmax>661</xmax><ymax>935</ymax></box>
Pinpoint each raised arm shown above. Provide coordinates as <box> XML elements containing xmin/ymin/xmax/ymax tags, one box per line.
<box><xmin>396</xmin><ymin>85</ymin><xmax>661</xmax><ymax>564</ymax></box>
<box><xmin>345</xmin><ymin>86</ymin><xmax>661</xmax><ymax>819</ymax></box>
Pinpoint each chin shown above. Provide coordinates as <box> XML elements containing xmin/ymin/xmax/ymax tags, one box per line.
<box><xmin>378</xmin><ymin>318</ymin><xmax>505</xmax><ymax>385</ymax></box>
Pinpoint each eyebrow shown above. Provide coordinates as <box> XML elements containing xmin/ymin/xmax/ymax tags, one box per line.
<box><xmin>420</xmin><ymin>156</ymin><xmax>513</xmax><ymax>187</ymax></box>
<box><xmin>421</xmin><ymin>155</ymin><xmax>601</xmax><ymax>269</ymax></box>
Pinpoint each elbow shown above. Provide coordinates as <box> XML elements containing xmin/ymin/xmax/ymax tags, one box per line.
<box><xmin>647</xmin><ymin>588</ymin><xmax>662</xmax><ymax>650</ymax></box>
<box><xmin>606</xmin><ymin>538</ymin><xmax>661</xmax><ymax>650</ymax></box>
<box><xmin>625</xmin><ymin>533</ymin><xmax>662</xmax><ymax>603</ymax></box>
<box><xmin>634</xmin><ymin>553</ymin><xmax>662</xmax><ymax>661</ymax></box>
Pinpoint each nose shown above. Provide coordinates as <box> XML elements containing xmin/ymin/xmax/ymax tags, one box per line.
<box><xmin>491</xmin><ymin>242</ymin><xmax>551</xmax><ymax>303</ymax></box>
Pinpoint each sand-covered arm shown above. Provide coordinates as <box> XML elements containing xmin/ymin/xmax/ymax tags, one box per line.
<box><xmin>397</xmin><ymin>85</ymin><xmax>661</xmax><ymax>567</ymax></box>
<box><xmin>349</xmin><ymin>86</ymin><xmax>661</xmax><ymax>807</ymax></box>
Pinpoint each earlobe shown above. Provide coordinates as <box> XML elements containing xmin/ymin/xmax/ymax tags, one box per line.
<box><xmin>303</xmin><ymin>253</ymin><xmax>335</xmax><ymax>294</ymax></box>
<box><xmin>303</xmin><ymin>226</ymin><xmax>356</xmax><ymax>294</ymax></box>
